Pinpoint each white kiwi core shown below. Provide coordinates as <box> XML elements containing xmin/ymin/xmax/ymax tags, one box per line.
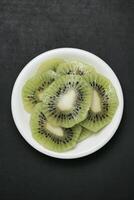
<box><xmin>37</xmin><ymin>91</ymin><xmax>44</xmax><ymax>101</ymax></box>
<box><xmin>91</xmin><ymin>90</ymin><xmax>101</xmax><ymax>113</ymax></box>
<box><xmin>57</xmin><ymin>89</ymin><xmax>76</xmax><ymax>111</ymax></box>
<box><xmin>46</xmin><ymin>123</ymin><xmax>64</xmax><ymax>137</ymax></box>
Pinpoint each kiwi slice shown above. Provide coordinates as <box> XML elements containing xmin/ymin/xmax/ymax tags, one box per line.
<box><xmin>78</xmin><ymin>127</ymin><xmax>93</xmax><ymax>142</ymax></box>
<box><xmin>22</xmin><ymin>70</ymin><xmax>57</xmax><ymax>113</ymax></box>
<box><xmin>37</xmin><ymin>58</ymin><xmax>64</xmax><ymax>74</ymax></box>
<box><xmin>30</xmin><ymin>103</ymin><xmax>81</xmax><ymax>152</ymax></box>
<box><xmin>81</xmin><ymin>72</ymin><xmax>119</xmax><ymax>132</ymax></box>
<box><xmin>57</xmin><ymin>60</ymin><xmax>94</xmax><ymax>76</ymax></box>
<box><xmin>42</xmin><ymin>75</ymin><xmax>93</xmax><ymax>128</ymax></box>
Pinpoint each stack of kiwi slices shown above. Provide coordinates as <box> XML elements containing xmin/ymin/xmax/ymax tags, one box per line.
<box><xmin>22</xmin><ymin>58</ymin><xmax>119</xmax><ymax>152</ymax></box>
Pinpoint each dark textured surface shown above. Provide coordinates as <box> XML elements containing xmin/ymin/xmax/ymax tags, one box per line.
<box><xmin>0</xmin><ymin>1</ymin><xmax>134</xmax><ymax>199</ymax></box>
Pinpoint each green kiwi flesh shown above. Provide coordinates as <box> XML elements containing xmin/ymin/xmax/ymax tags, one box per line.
<box><xmin>78</xmin><ymin>127</ymin><xmax>93</xmax><ymax>142</ymax></box>
<box><xmin>37</xmin><ymin>58</ymin><xmax>64</xmax><ymax>74</ymax></box>
<box><xmin>57</xmin><ymin>60</ymin><xmax>94</xmax><ymax>76</ymax></box>
<box><xmin>30</xmin><ymin>103</ymin><xmax>81</xmax><ymax>152</ymax></box>
<box><xmin>42</xmin><ymin>75</ymin><xmax>93</xmax><ymax>128</ymax></box>
<box><xmin>81</xmin><ymin>72</ymin><xmax>119</xmax><ymax>132</ymax></box>
<box><xmin>22</xmin><ymin>70</ymin><xmax>57</xmax><ymax>113</ymax></box>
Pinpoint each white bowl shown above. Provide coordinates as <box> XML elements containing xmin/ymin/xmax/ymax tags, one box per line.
<box><xmin>11</xmin><ymin>48</ymin><xmax>124</xmax><ymax>159</ymax></box>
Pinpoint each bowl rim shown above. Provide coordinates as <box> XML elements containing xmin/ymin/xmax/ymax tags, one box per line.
<box><xmin>11</xmin><ymin>48</ymin><xmax>124</xmax><ymax>159</ymax></box>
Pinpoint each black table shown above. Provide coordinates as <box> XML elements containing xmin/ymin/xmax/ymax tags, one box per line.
<box><xmin>0</xmin><ymin>1</ymin><xmax>134</xmax><ymax>199</ymax></box>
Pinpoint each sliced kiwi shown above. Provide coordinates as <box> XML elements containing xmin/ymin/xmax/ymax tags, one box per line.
<box><xmin>30</xmin><ymin>103</ymin><xmax>81</xmax><ymax>152</ymax></box>
<box><xmin>81</xmin><ymin>72</ymin><xmax>119</xmax><ymax>132</ymax></box>
<box><xmin>22</xmin><ymin>70</ymin><xmax>57</xmax><ymax>113</ymax></box>
<box><xmin>57</xmin><ymin>60</ymin><xmax>94</xmax><ymax>76</ymax></box>
<box><xmin>42</xmin><ymin>75</ymin><xmax>93</xmax><ymax>128</ymax></box>
<box><xmin>78</xmin><ymin>127</ymin><xmax>93</xmax><ymax>142</ymax></box>
<box><xmin>37</xmin><ymin>58</ymin><xmax>64</xmax><ymax>74</ymax></box>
